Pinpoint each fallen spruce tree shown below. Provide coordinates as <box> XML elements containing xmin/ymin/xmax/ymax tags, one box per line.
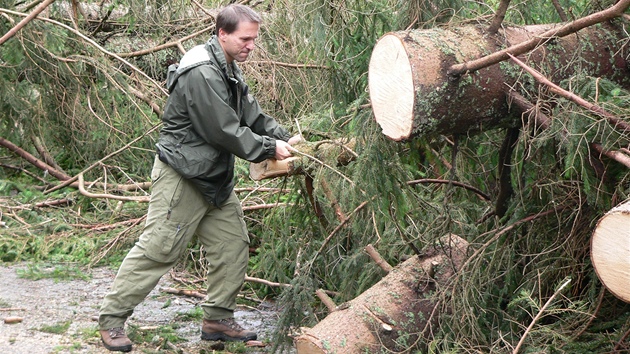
<box><xmin>367</xmin><ymin>1</ymin><xmax>630</xmax><ymax>140</ymax></box>
<box><xmin>248</xmin><ymin>2</ymin><xmax>630</xmax><ymax>353</ymax></box>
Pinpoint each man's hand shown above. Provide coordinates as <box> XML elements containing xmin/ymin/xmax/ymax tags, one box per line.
<box><xmin>274</xmin><ymin>140</ymin><xmax>295</xmax><ymax>160</ymax></box>
<box><xmin>287</xmin><ymin>134</ymin><xmax>302</xmax><ymax>146</ymax></box>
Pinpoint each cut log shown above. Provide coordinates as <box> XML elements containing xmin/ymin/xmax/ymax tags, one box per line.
<box><xmin>591</xmin><ymin>200</ymin><xmax>630</xmax><ymax>303</ymax></box>
<box><xmin>249</xmin><ymin>156</ymin><xmax>303</xmax><ymax>181</ymax></box>
<box><xmin>294</xmin><ymin>234</ymin><xmax>469</xmax><ymax>354</ymax></box>
<box><xmin>249</xmin><ymin>139</ymin><xmax>356</xmax><ymax>181</ymax></box>
<box><xmin>368</xmin><ymin>24</ymin><xmax>630</xmax><ymax>140</ymax></box>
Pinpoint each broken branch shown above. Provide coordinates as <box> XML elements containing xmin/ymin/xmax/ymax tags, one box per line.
<box><xmin>508</xmin><ymin>53</ymin><xmax>630</xmax><ymax>133</ymax></box>
<box><xmin>448</xmin><ymin>0</ymin><xmax>630</xmax><ymax>76</ymax></box>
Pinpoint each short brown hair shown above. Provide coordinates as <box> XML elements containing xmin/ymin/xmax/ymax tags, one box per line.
<box><xmin>216</xmin><ymin>4</ymin><xmax>262</xmax><ymax>34</ymax></box>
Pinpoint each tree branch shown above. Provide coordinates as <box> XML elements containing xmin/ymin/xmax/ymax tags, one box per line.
<box><xmin>407</xmin><ymin>178</ymin><xmax>491</xmax><ymax>201</ymax></box>
<box><xmin>488</xmin><ymin>0</ymin><xmax>511</xmax><ymax>34</ymax></box>
<box><xmin>448</xmin><ymin>0</ymin><xmax>630</xmax><ymax>76</ymax></box>
<box><xmin>0</xmin><ymin>8</ymin><xmax>168</xmax><ymax>96</ymax></box>
<box><xmin>0</xmin><ymin>0</ymin><xmax>55</xmax><ymax>46</ymax></box>
<box><xmin>0</xmin><ymin>136</ymin><xmax>71</xmax><ymax>181</ymax></box>
<box><xmin>117</xmin><ymin>25</ymin><xmax>215</xmax><ymax>58</ymax></box>
<box><xmin>508</xmin><ymin>53</ymin><xmax>630</xmax><ymax>133</ymax></box>
<box><xmin>77</xmin><ymin>173</ymin><xmax>150</xmax><ymax>202</ymax></box>
<box><xmin>552</xmin><ymin>0</ymin><xmax>568</xmax><ymax>21</ymax></box>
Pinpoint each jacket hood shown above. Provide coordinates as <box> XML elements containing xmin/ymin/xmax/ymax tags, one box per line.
<box><xmin>166</xmin><ymin>36</ymin><xmax>244</xmax><ymax>93</ymax></box>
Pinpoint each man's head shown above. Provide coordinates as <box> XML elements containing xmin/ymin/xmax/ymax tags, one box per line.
<box><xmin>216</xmin><ymin>5</ymin><xmax>262</xmax><ymax>64</ymax></box>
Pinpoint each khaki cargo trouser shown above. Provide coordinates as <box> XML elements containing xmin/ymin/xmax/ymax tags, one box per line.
<box><xmin>99</xmin><ymin>156</ymin><xmax>250</xmax><ymax>330</ymax></box>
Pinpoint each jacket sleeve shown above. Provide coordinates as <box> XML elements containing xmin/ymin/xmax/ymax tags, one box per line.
<box><xmin>241</xmin><ymin>93</ymin><xmax>292</xmax><ymax>142</ymax></box>
<box><xmin>184</xmin><ymin>66</ymin><xmax>277</xmax><ymax>163</ymax></box>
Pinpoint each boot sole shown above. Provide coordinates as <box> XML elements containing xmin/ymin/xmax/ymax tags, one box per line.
<box><xmin>101</xmin><ymin>339</ymin><xmax>132</xmax><ymax>352</ymax></box>
<box><xmin>201</xmin><ymin>331</ymin><xmax>257</xmax><ymax>342</ymax></box>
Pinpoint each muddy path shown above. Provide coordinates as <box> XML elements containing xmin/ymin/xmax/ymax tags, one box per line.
<box><xmin>0</xmin><ymin>263</ymin><xmax>287</xmax><ymax>354</ymax></box>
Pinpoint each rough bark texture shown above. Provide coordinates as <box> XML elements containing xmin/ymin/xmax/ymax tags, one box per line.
<box><xmin>294</xmin><ymin>234</ymin><xmax>469</xmax><ymax>354</ymax></box>
<box><xmin>368</xmin><ymin>23</ymin><xmax>630</xmax><ymax>140</ymax></box>
<box><xmin>249</xmin><ymin>139</ymin><xmax>356</xmax><ymax>181</ymax></box>
<box><xmin>591</xmin><ymin>200</ymin><xmax>630</xmax><ymax>303</ymax></box>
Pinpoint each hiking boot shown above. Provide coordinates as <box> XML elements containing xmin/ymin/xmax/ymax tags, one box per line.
<box><xmin>100</xmin><ymin>327</ymin><xmax>132</xmax><ymax>352</ymax></box>
<box><xmin>201</xmin><ymin>318</ymin><xmax>257</xmax><ymax>342</ymax></box>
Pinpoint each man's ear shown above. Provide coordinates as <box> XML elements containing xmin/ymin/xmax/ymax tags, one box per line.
<box><xmin>218</xmin><ymin>28</ymin><xmax>226</xmax><ymax>40</ymax></box>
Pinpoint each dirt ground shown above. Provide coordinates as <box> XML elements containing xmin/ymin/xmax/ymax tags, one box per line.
<box><xmin>0</xmin><ymin>263</ymin><xmax>288</xmax><ymax>354</ymax></box>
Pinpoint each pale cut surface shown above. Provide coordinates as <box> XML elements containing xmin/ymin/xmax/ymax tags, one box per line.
<box><xmin>368</xmin><ymin>34</ymin><xmax>414</xmax><ymax>141</ymax></box>
<box><xmin>591</xmin><ymin>210</ymin><xmax>630</xmax><ymax>303</ymax></box>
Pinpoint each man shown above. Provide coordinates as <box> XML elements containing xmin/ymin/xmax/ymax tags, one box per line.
<box><xmin>98</xmin><ymin>4</ymin><xmax>300</xmax><ymax>352</ymax></box>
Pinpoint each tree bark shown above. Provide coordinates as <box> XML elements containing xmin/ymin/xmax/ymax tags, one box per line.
<box><xmin>249</xmin><ymin>139</ymin><xmax>356</xmax><ymax>181</ymax></box>
<box><xmin>591</xmin><ymin>200</ymin><xmax>630</xmax><ymax>303</ymax></box>
<box><xmin>294</xmin><ymin>234</ymin><xmax>469</xmax><ymax>354</ymax></box>
<box><xmin>368</xmin><ymin>22</ymin><xmax>630</xmax><ymax>140</ymax></box>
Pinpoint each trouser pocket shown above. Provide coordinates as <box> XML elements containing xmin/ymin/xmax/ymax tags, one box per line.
<box><xmin>141</xmin><ymin>219</ymin><xmax>191</xmax><ymax>263</ymax></box>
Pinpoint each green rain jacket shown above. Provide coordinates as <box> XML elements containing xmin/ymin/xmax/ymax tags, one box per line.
<box><xmin>156</xmin><ymin>36</ymin><xmax>291</xmax><ymax>206</ymax></box>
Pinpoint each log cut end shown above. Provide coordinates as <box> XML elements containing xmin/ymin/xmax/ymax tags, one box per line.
<box><xmin>249</xmin><ymin>156</ymin><xmax>300</xmax><ymax>181</ymax></box>
<box><xmin>368</xmin><ymin>34</ymin><xmax>415</xmax><ymax>141</ymax></box>
<box><xmin>591</xmin><ymin>202</ymin><xmax>630</xmax><ymax>303</ymax></box>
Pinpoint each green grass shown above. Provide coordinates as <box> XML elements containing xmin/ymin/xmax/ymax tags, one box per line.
<box><xmin>175</xmin><ymin>306</ymin><xmax>204</xmax><ymax>321</ymax></box>
<box><xmin>16</xmin><ymin>263</ymin><xmax>91</xmax><ymax>282</ymax></box>
<box><xmin>39</xmin><ymin>320</ymin><xmax>72</xmax><ymax>334</ymax></box>
<box><xmin>126</xmin><ymin>323</ymin><xmax>187</xmax><ymax>346</ymax></box>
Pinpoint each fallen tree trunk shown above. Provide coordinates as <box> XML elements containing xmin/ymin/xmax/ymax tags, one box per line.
<box><xmin>294</xmin><ymin>234</ymin><xmax>469</xmax><ymax>354</ymax></box>
<box><xmin>591</xmin><ymin>200</ymin><xmax>630</xmax><ymax>303</ymax></box>
<box><xmin>368</xmin><ymin>22</ymin><xmax>630</xmax><ymax>140</ymax></box>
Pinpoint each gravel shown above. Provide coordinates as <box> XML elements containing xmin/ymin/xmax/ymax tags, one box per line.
<box><xmin>0</xmin><ymin>263</ymin><xmax>286</xmax><ymax>353</ymax></box>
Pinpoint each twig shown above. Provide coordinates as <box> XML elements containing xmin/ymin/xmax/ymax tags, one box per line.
<box><xmin>508</xmin><ymin>53</ymin><xmax>630</xmax><ymax>133</ymax></box>
<box><xmin>488</xmin><ymin>0</ymin><xmax>511</xmax><ymax>34</ymax></box>
<box><xmin>246</xmin><ymin>60</ymin><xmax>329</xmax><ymax>70</ymax></box>
<box><xmin>71</xmin><ymin>217</ymin><xmax>146</xmax><ymax>231</ymax></box>
<box><xmin>0</xmin><ymin>8</ymin><xmax>167</xmax><ymax>95</ymax></box>
<box><xmin>44</xmin><ymin>123</ymin><xmax>161</xmax><ymax>194</ymax></box>
<box><xmin>0</xmin><ymin>137</ymin><xmax>71</xmax><ymax>181</ymax></box>
<box><xmin>552</xmin><ymin>0</ymin><xmax>568</xmax><ymax>21</ymax></box>
<box><xmin>0</xmin><ymin>0</ymin><xmax>55</xmax><ymax>46</ymax></box>
<box><xmin>291</xmin><ymin>149</ymin><xmax>355</xmax><ymax>186</ymax></box>
<box><xmin>460</xmin><ymin>206</ymin><xmax>567</xmax><ymax>276</ymax></box>
<box><xmin>407</xmin><ymin>178</ymin><xmax>491</xmax><ymax>201</ymax></box>
<box><xmin>448</xmin><ymin>0</ymin><xmax>630</xmax><ymax>76</ymax></box>
<box><xmin>614</xmin><ymin>324</ymin><xmax>630</xmax><ymax>352</ymax></box>
<box><xmin>89</xmin><ymin>215</ymin><xmax>147</xmax><ymax>266</ymax></box>
<box><xmin>364</xmin><ymin>244</ymin><xmax>393</xmax><ymax>272</ymax></box>
<box><xmin>308</xmin><ymin>201</ymin><xmax>369</xmax><ymax>270</ymax></box>
<box><xmin>242</xmin><ymin>202</ymin><xmax>289</xmax><ymax>211</ymax></box>
<box><xmin>117</xmin><ymin>25</ymin><xmax>215</xmax><ymax>58</ymax></box>
<box><xmin>77</xmin><ymin>173</ymin><xmax>150</xmax><ymax>202</ymax></box>
<box><xmin>315</xmin><ymin>289</ymin><xmax>337</xmax><ymax>313</ymax></box>
<box><xmin>572</xmin><ymin>286</ymin><xmax>606</xmax><ymax>339</ymax></box>
<box><xmin>591</xmin><ymin>143</ymin><xmax>630</xmax><ymax>169</ymax></box>
<box><xmin>512</xmin><ymin>278</ymin><xmax>572</xmax><ymax>354</ymax></box>
<box><xmin>244</xmin><ymin>275</ymin><xmax>291</xmax><ymax>288</ymax></box>
<box><xmin>161</xmin><ymin>287</ymin><xmax>205</xmax><ymax>299</ymax></box>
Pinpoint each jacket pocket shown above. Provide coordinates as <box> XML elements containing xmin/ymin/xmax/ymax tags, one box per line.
<box><xmin>141</xmin><ymin>219</ymin><xmax>191</xmax><ymax>263</ymax></box>
<box><xmin>161</xmin><ymin>140</ymin><xmax>220</xmax><ymax>179</ymax></box>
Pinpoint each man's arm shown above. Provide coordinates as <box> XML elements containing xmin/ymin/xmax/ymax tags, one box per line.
<box><xmin>184</xmin><ymin>66</ymin><xmax>277</xmax><ymax>162</ymax></box>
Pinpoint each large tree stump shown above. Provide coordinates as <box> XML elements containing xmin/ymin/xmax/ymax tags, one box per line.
<box><xmin>368</xmin><ymin>24</ymin><xmax>630</xmax><ymax>140</ymax></box>
<box><xmin>591</xmin><ymin>200</ymin><xmax>630</xmax><ymax>303</ymax></box>
<box><xmin>294</xmin><ymin>234</ymin><xmax>469</xmax><ymax>354</ymax></box>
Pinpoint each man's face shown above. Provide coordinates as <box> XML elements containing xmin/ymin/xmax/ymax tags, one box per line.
<box><xmin>218</xmin><ymin>21</ymin><xmax>259</xmax><ymax>63</ymax></box>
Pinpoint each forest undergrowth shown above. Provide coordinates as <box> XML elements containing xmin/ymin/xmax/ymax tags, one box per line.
<box><xmin>2</xmin><ymin>0</ymin><xmax>630</xmax><ymax>353</ymax></box>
